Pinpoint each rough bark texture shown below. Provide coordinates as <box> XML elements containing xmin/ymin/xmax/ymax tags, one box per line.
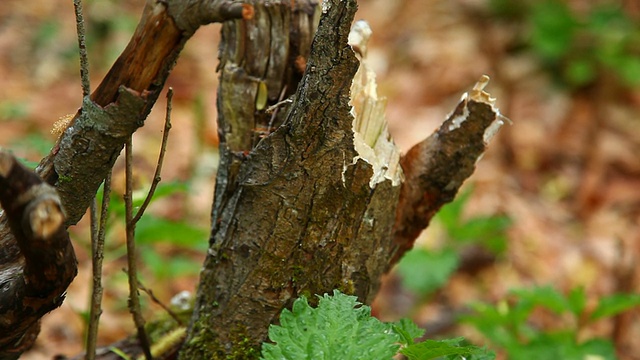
<box><xmin>178</xmin><ymin>0</ymin><xmax>403</xmax><ymax>358</ymax></box>
<box><xmin>0</xmin><ymin>1</ymin><xmax>248</xmax><ymax>358</ymax></box>
<box><xmin>392</xmin><ymin>88</ymin><xmax>505</xmax><ymax>266</ymax></box>
<box><xmin>0</xmin><ymin>151</ymin><xmax>77</xmax><ymax>360</ymax></box>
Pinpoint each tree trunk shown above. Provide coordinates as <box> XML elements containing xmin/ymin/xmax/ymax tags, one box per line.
<box><xmin>180</xmin><ymin>1</ymin><xmax>401</xmax><ymax>357</ymax></box>
<box><xmin>180</xmin><ymin>0</ymin><xmax>506</xmax><ymax>358</ymax></box>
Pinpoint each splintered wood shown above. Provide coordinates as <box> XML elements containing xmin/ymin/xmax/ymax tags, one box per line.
<box><xmin>348</xmin><ymin>20</ymin><xmax>402</xmax><ymax>188</ymax></box>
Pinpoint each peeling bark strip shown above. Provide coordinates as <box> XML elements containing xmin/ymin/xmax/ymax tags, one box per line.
<box><xmin>0</xmin><ymin>151</ymin><xmax>77</xmax><ymax>360</ymax></box>
<box><xmin>392</xmin><ymin>76</ymin><xmax>508</xmax><ymax>266</ymax></box>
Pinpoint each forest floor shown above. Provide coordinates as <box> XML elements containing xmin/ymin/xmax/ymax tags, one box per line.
<box><xmin>1</xmin><ymin>0</ymin><xmax>639</xmax><ymax>359</ymax></box>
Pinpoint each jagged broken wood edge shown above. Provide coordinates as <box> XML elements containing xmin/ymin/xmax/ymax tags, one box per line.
<box><xmin>0</xmin><ymin>151</ymin><xmax>77</xmax><ymax>360</ymax></box>
<box><xmin>391</xmin><ymin>75</ymin><xmax>509</xmax><ymax>266</ymax></box>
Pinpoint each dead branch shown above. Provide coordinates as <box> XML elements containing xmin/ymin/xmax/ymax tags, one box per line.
<box><xmin>0</xmin><ymin>150</ymin><xmax>77</xmax><ymax>360</ymax></box>
<box><xmin>392</xmin><ymin>76</ymin><xmax>508</xmax><ymax>266</ymax></box>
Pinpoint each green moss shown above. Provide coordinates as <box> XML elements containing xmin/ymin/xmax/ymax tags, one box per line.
<box><xmin>57</xmin><ymin>174</ymin><xmax>72</xmax><ymax>183</ymax></box>
<box><xmin>290</xmin><ymin>265</ymin><xmax>304</xmax><ymax>282</ymax></box>
<box><xmin>181</xmin><ymin>319</ymin><xmax>260</xmax><ymax>360</ymax></box>
<box><xmin>339</xmin><ymin>279</ymin><xmax>356</xmax><ymax>295</ymax></box>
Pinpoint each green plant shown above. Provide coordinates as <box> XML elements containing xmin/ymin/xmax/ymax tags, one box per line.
<box><xmin>491</xmin><ymin>0</ymin><xmax>640</xmax><ymax>88</ymax></box>
<box><xmin>261</xmin><ymin>290</ymin><xmax>494</xmax><ymax>360</ymax></box>
<box><xmin>397</xmin><ymin>187</ymin><xmax>510</xmax><ymax>296</ymax></box>
<box><xmin>95</xmin><ymin>180</ymin><xmax>208</xmax><ymax>279</ymax></box>
<box><xmin>462</xmin><ymin>286</ymin><xmax>640</xmax><ymax>359</ymax></box>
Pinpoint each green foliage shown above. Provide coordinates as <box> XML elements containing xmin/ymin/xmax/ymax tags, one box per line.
<box><xmin>95</xmin><ymin>180</ymin><xmax>207</xmax><ymax>279</ymax></box>
<box><xmin>261</xmin><ymin>290</ymin><xmax>403</xmax><ymax>360</ymax></box>
<box><xmin>462</xmin><ymin>285</ymin><xmax>640</xmax><ymax>359</ymax></box>
<box><xmin>261</xmin><ymin>291</ymin><xmax>493</xmax><ymax>360</ymax></box>
<box><xmin>0</xmin><ymin>100</ymin><xmax>29</xmax><ymax>120</ymax></box>
<box><xmin>7</xmin><ymin>133</ymin><xmax>54</xmax><ymax>168</ymax></box>
<box><xmin>435</xmin><ymin>189</ymin><xmax>510</xmax><ymax>254</ymax></box>
<box><xmin>397</xmin><ymin>248</ymin><xmax>459</xmax><ymax>296</ymax></box>
<box><xmin>397</xmin><ymin>187</ymin><xmax>510</xmax><ymax>297</ymax></box>
<box><xmin>491</xmin><ymin>0</ymin><xmax>640</xmax><ymax>88</ymax></box>
<box><xmin>401</xmin><ymin>338</ymin><xmax>495</xmax><ymax>360</ymax></box>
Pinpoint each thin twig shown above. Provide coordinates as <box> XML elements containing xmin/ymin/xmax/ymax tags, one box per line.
<box><xmin>132</xmin><ymin>88</ymin><xmax>173</xmax><ymax>224</ymax></box>
<box><xmin>125</xmin><ymin>137</ymin><xmax>153</xmax><ymax>360</ymax></box>
<box><xmin>137</xmin><ymin>278</ymin><xmax>184</xmax><ymax>326</ymax></box>
<box><xmin>74</xmin><ymin>1</ymin><xmax>100</xmax><ymax>358</ymax></box>
<box><xmin>73</xmin><ymin>0</ymin><xmax>91</xmax><ymax>97</ymax></box>
<box><xmin>86</xmin><ymin>172</ymin><xmax>111</xmax><ymax>360</ymax></box>
<box><xmin>123</xmin><ymin>88</ymin><xmax>174</xmax><ymax>359</ymax></box>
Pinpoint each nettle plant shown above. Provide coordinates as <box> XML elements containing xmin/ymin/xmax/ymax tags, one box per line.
<box><xmin>463</xmin><ymin>286</ymin><xmax>640</xmax><ymax>360</ymax></box>
<box><xmin>261</xmin><ymin>291</ymin><xmax>495</xmax><ymax>360</ymax></box>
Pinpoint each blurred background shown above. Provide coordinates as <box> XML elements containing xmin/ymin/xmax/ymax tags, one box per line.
<box><xmin>1</xmin><ymin>0</ymin><xmax>639</xmax><ymax>359</ymax></box>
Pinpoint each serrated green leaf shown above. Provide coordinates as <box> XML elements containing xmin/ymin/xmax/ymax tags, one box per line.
<box><xmin>401</xmin><ymin>337</ymin><xmax>495</xmax><ymax>360</ymax></box>
<box><xmin>261</xmin><ymin>290</ymin><xmax>401</xmax><ymax>360</ymax></box>
<box><xmin>392</xmin><ymin>318</ymin><xmax>425</xmax><ymax>346</ymax></box>
<box><xmin>397</xmin><ymin>248</ymin><xmax>459</xmax><ymax>296</ymax></box>
<box><xmin>590</xmin><ymin>293</ymin><xmax>640</xmax><ymax>321</ymax></box>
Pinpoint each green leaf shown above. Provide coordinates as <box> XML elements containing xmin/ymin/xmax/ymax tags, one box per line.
<box><xmin>510</xmin><ymin>286</ymin><xmax>572</xmax><ymax>314</ymax></box>
<box><xmin>435</xmin><ymin>188</ymin><xmax>473</xmax><ymax>232</ymax></box>
<box><xmin>131</xmin><ymin>181</ymin><xmax>189</xmax><ymax>208</ymax></box>
<box><xmin>506</xmin><ymin>332</ymin><xmax>615</xmax><ymax>360</ymax></box>
<box><xmin>261</xmin><ymin>290</ymin><xmax>402</xmax><ymax>360</ymax></box>
<box><xmin>447</xmin><ymin>215</ymin><xmax>511</xmax><ymax>253</ymax></box>
<box><xmin>564</xmin><ymin>57</ymin><xmax>597</xmax><ymax>86</ymax></box>
<box><xmin>392</xmin><ymin>318</ymin><xmax>425</xmax><ymax>346</ymax></box>
<box><xmin>567</xmin><ymin>287</ymin><xmax>586</xmax><ymax>317</ymax></box>
<box><xmin>135</xmin><ymin>215</ymin><xmax>208</xmax><ymax>250</ymax></box>
<box><xmin>614</xmin><ymin>56</ymin><xmax>640</xmax><ymax>87</ymax></box>
<box><xmin>461</xmin><ymin>302</ymin><xmax>523</xmax><ymax>347</ymax></box>
<box><xmin>397</xmin><ymin>248</ymin><xmax>459</xmax><ymax>296</ymax></box>
<box><xmin>401</xmin><ymin>337</ymin><xmax>495</xmax><ymax>360</ymax></box>
<box><xmin>530</xmin><ymin>0</ymin><xmax>578</xmax><ymax>61</ymax></box>
<box><xmin>140</xmin><ymin>249</ymin><xmax>201</xmax><ymax>279</ymax></box>
<box><xmin>590</xmin><ymin>293</ymin><xmax>640</xmax><ymax>321</ymax></box>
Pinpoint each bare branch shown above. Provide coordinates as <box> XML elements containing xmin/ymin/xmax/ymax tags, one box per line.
<box><xmin>0</xmin><ymin>150</ymin><xmax>77</xmax><ymax>359</ymax></box>
<box><xmin>132</xmin><ymin>88</ymin><xmax>174</xmax><ymax>224</ymax></box>
<box><xmin>391</xmin><ymin>76</ymin><xmax>509</xmax><ymax>266</ymax></box>
<box><xmin>86</xmin><ymin>172</ymin><xmax>112</xmax><ymax>360</ymax></box>
<box><xmin>124</xmin><ymin>138</ymin><xmax>152</xmax><ymax>360</ymax></box>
